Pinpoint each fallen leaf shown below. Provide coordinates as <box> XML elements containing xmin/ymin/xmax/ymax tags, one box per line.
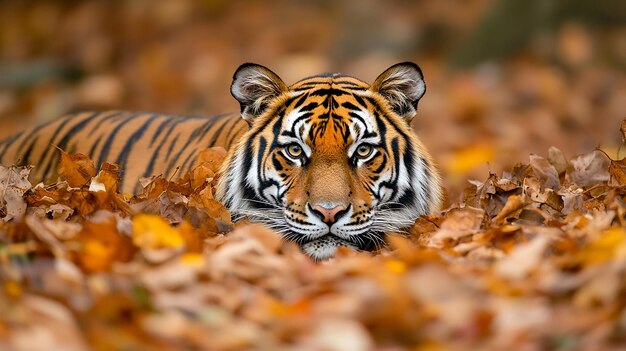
<box><xmin>529</xmin><ymin>154</ymin><xmax>560</xmax><ymax>189</ymax></box>
<box><xmin>132</xmin><ymin>213</ymin><xmax>184</xmax><ymax>250</ymax></box>
<box><xmin>577</xmin><ymin>227</ymin><xmax>626</xmax><ymax>265</ymax></box>
<box><xmin>495</xmin><ymin>235</ymin><xmax>551</xmax><ymax>280</ymax></box>
<box><xmin>567</xmin><ymin>150</ymin><xmax>610</xmax><ymax>187</ymax></box>
<box><xmin>0</xmin><ymin>165</ymin><xmax>32</xmax><ymax>222</ymax></box>
<box><xmin>76</xmin><ymin>217</ymin><xmax>134</xmax><ymax>272</ymax></box>
<box><xmin>58</xmin><ymin>151</ymin><xmax>96</xmax><ymax>188</ymax></box>
<box><xmin>428</xmin><ymin>207</ymin><xmax>484</xmax><ymax>248</ymax></box>
<box><xmin>493</xmin><ymin>194</ymin><xmax>527</xmax><ymax>224</ymax></box>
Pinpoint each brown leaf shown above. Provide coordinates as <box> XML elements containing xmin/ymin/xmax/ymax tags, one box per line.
<box><xmin>493</xmin><ymin>194</ymin><xmax>527</xmax><ymax>224</ymax></box>
<box><xmin>0</xmin><ymin>165</ymin><xmax>32</xmax><ymax>222</ymax></box>
<box><xmin>428</xmin><ymin>207</ymin><xmax>484</xmax><ymax>248</ymax></box>
<box><xmin>5</xmin><ymin>295</ymin><xmax>90</xmax><ymax>351</ymax></box>
<box><xmin>547</xmin><ymin>146</ymin><xmax>568</xmax><ymax>175</ymax></box>
<box><xmin>567</xmin><ymin>150</ymin><xmax>610</xmax><ymax>186</ymax></box>
<box><xmin>529</xmin><ymin>154</ymin><xmax>560</xmax><ymax>189</ymax></box>
<box><xmin>608</xmin><ymin>158</ymin><xmax>626</xmax><ymax>186</ymax></box>
<box><xmin>495</xmin><ymin>235</ymin><xmax>551</xmax><ymax>280</ymax></box>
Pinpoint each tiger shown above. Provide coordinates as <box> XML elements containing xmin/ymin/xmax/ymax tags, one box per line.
<box><xmin>0</xmin><ymin>62</ymin><xmax>442</xmax><ymax>260</ymax></box>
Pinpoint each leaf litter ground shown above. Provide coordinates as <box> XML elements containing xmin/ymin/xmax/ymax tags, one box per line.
<box><xmin>1</xmin><ymin>127</ymin><xmax>626</xmax><ymax>351</ymax></box>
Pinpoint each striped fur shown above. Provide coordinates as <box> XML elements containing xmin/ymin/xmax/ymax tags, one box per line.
<box><xmin>0</xmin><ymin>62</ymin><xmax>442</xmax><ymax>260</ymax></box>
<box><xmin>0</xmin><ymin>111</ymin><xmax>248</xmax><ymax>193</ymax></box>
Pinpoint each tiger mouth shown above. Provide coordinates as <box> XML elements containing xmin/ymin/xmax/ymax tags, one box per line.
<box><xmin>301</xmin><ymin>234</ymin><xmax>358</xmax><ymax>248</ymax></box>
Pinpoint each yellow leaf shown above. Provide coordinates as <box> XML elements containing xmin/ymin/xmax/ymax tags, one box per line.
<box><xmin>578</xmin><ymin>227</ymin><xmax>626</xmax><ymax>265</ymax></box>
<box><xmin>180</xmin><ymin>253</ymin><xmax>205</xmax><ymax>267</ymax></box>
<box><xmin>132</xmin><ymin>214</ymin><xmax>184</xmax><ymax>249</ymax></box>
<box><xmin>444</xmin><ymin>144</ymin><xmax>494</xmax><ymax>176</ymax></box>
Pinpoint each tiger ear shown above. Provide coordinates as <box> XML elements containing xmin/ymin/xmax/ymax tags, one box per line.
<box><xmin>370</xmin><ymin>62</ymin><xmax>426</xmax><ymax>121</ymax></box>
<box><xmin>231</xmin><ymin>63</ymin><xmax>288</xmax><ymax>123</ymax></box>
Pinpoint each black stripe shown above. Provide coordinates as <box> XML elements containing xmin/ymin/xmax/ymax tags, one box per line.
<box><xmin>291</xmin><ymin>93</ymin><xmax>309</xmax><ymax>110</ymax></box>
<box><xmin>0</xmin><ymin>131</ymin><xmax>23</xmax><ymax>159</ymax></box>
<box><xmin>115</xmin><ymin>113</ymin><xmax>161</xmax><ymax>190</ymax></box>
<box><xmin>372</xmin><ymin>154</ymin><xmax>387</xmax><ymax>174</ymax></box>
<box><xmin>226</xmin><ymin>125</ymin><xmax>247</xmax><ymax>149</ymax></box>
<box><xmin>18</xmin><ymin>137</ymin><xmax>38</xmax><ymax>166</ymax></box>
<box><xmin>55</xmin><ymin>112</ymin><xmax>102</xmax><ymax>152</ymax></box>
<box><xmin>165</xmin><ymin>114</ymin><xmax>223</xmax><ymax>171</ymax></box>
<box><xmin>341</xmin><ymin>101</ymin><xmax>361</xmax><ymax>111</ymax></box>
<box><xmin>310</xmin><ymin>88</ymin><xmax>349</xmax><ymax>97</ymax></box>
<box><xmin>14</xmin><ymin>116</ymin><xmax>61</xmax><ymax>158</ymax></box>
<box><xmin>96</xmin><ymin>113</ymin><xmax>140</xmax><ymax>167</ymax></box>
<box><xmin>203</xmin><ymin>114</ymin><xmax>233</xmax><ymax>147</ymax></box>
<box><xmin>142</xmin><ymin>116</ymin><xmax>192</xmax><ymax>178</ymax></box>
<box><xmin>38</xmin><ymin>114</ymin><xmax>94</xmax><ymax>180</ymax></box>
<box><xmin>341</xmin><ymin>86</ymin><xmax>367</xmax><ymax>91</ymax></box>
<box><xmin>353</xmin><ymin>94</ymin><xmax>367</xmax><ymax>109</ymax></box>
<box><xmin>290</xmin><ymin>112</ymin><xmax>314</xmax><ymax>130</ymax></box>
<box><xmin>222</xmin><ymin>116</ymin><xmax>243</xmax><ymax>147</ymax></box>
<box><xmin>150</xmin><ymin>117</ymin><xmax>174</xmax><ymax>147</ymax></box>
<box><xmin>179</xmin><ymin>150</ymin><xmax>197</xmax><ymax>175</ymax></box>
<box><xmin>247</xmin><ymin>106</ymin><xmax>285</xmax><ymax>142</ymax></box>
<box><xmin>348</xmin><ymin>111</ymin><xmax>368</xmax><ymax>127</ymax></box>
<box><xmin>88</xmin><ymin>136</ymin><xmax>102</xmax><ymax>158</ymax></box>
<box><xmin>256</xmin><ymin>136</ymin><xmax>281</xmax><ymax>205</ymax></box>
<box><xmin>334</xmin><ymin>80</ymin><xmax>362</xmax><ymax>86</ymax></box>
<box><xmin>88</xmin><ymin>111</ymin><xmax>126</xmax><ymax>134</ymax></box>
<box><xmin>299</xmin><ymin>102</ymin><xmax>318</xmax><ymax>112</ymax></box>
<box><xmin>164</xmin><ymin>134</ymin><xmax>180</xmax><ymax>162</ymax></box>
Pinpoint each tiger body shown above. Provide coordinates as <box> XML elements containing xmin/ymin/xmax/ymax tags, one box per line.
<box><xmin>0</xmin><ymin>111</ymin><xmax>248</xmax><ymax>193</ymax></box>
<box><xmin>1</xmin><ymin>62</ymin><xmax>442</xmax><ymax>260</ymax></box>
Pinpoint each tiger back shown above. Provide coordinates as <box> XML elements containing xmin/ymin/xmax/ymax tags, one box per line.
<box><xmin>0</xmin><ymin>111</ymin><xmax>248</xmax><ymax>193</ymax></box>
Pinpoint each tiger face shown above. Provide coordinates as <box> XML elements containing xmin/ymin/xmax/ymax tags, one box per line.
<box><xmin>217</xmin><ymin>62</ymin><xmax>442</xmax><ymax>260</ymax></box>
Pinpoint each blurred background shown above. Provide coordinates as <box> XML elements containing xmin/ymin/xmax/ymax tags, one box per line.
<box><xmin>1</xmin><ymin>0</ymin><xmax>625</xmax><ymax>200</ymax></box>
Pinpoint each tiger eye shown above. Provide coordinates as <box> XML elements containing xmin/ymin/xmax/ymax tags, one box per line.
<box><xmin>356</xmin><ymin>144</ymin><xmax>373</xmax><ymax>158</ymax></box>
<box><xmin>286</xmin><ymin>144</ymin><xmax>303</xmax><ymax>158</ymax></box>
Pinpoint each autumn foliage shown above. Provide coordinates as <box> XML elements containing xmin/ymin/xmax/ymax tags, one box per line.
<box><xmin>1</xmin><ymin>124</ymin><xmax>626</xmax><ymax>350</ymax></box>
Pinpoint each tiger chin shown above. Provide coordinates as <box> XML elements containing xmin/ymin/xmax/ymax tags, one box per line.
<box><xmin>216</xmin><ymin>62</ymin><xmax>442</xmax><ymax>261</ymax></box>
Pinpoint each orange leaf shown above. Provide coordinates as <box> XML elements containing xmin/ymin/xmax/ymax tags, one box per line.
<box><xmin>196</xmin><ymin>147</ymin><xmax>227</xmax><ymax>173</ymax></box>
<box><xmin>75</xmin><ymin>218</ymin><xmax>135</xmax><ymax>272</ymax></box>
<box><xmin>57</xmin><ymin>151</ymin><xmax>96</xmax><ymax>188</ymax></box>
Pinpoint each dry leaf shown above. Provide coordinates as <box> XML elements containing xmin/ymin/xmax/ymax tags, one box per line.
<box><xmin>0</xmin><ymin>165</ymin><xmax>32</xmax><ymax>222</ymax></box>
<box><xmin>76</xmin><ymin>218</ymin><xmax>134</xmax><ymax>272</ymax></box>
<box><xmin>428</xmin><ymin>207</ymin><xmax>484</xmax><ymax>247</ymax></box>
<box><xmin>529</xmin><ymin>154</ymin><xmax>560</xmax><ymax>189</ymax></box>
<box><xmin>567</xmin><ymin>151</ymin><xmax>610</xmax><ymax>186</ymax></box>
<box><xmin>58</xmin><ymin>151</ymin><xmax>96</xmax><ymax>188</ymax></box>
<box><xmin>495</xmin><ymin>235</ymin><xmax>551</xmax><ymax>280</ymax></box>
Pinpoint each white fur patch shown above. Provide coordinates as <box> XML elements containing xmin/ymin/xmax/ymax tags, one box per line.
<box><xmin>302</xmin><ymin>235</ymin><xmax>357</xmax><ymax>261</ymax></box>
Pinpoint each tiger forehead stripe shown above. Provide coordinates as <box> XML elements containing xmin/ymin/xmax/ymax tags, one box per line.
<box><xmin>284</xmin><ymin>109</ymin><xmax>311</xmax><ymax>133</ymax></box>
<box><xmin>291</xmin><ymin>74</ymin><xmax>369</xmax><ymax>90</ymax></box>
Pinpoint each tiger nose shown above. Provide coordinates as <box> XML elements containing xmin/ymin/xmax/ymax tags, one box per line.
<box><xmin>311</xmin><ymin>204</ymin><xmax>347</xmax><ymax>224</ymax></box>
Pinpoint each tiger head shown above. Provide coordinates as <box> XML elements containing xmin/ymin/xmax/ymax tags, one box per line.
<box><xmin>216</xmin><ymin>62</ymin><xmax>442</xmax><ymax>260</ymax></box>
